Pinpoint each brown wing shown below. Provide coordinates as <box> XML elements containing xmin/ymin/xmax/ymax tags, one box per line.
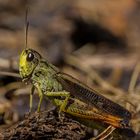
<box><xmin>55</xmin><ymin>72</ymin><xmax>131</xmax><ymax>120</ymax></box>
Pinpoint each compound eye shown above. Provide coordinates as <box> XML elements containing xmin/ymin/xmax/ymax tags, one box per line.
<box><xmin>26</xmin><ymin>52</ymin><xmax>34</xmax><ymax>62</ymax></box>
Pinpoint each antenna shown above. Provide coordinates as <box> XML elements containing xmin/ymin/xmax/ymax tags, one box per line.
<box><xmin>25</xmin><ymin>6</ymin><xmax>29</xmax><ymax>48</ymax></box>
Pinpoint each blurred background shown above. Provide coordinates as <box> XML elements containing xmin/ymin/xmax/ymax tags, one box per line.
<box><xmin>0</xmin><ymin>0</ymin><xmax>140</xmax><ymax>138</ymax></box>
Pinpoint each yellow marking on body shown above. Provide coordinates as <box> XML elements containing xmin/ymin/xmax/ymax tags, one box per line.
<box><xmin>19</xmin><ymin>51</ymin><xmax>27</xmax><ymax>68</ymax></box>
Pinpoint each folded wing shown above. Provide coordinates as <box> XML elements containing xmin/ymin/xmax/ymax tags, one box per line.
<box><xmin>55</xmin><ymin>72</ymin><xmax>131</xmax><ymax>120</ymax></box>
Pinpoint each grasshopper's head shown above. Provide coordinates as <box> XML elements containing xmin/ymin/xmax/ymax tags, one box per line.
<box><xmin>19</xmin><ymin>48</ymin><xmax>41</xmax><ymax>81</ymax></box>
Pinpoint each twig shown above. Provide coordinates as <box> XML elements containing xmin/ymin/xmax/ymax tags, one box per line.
<box><xmin>0</xmin><ymin>71</ymin><xmax>20</xmax><ymax>78</ymax></box>
<box><xmin>129</xmin><ymin>62</ymin><xmax>140</xmax><ymax>94</ymax></box>
<box><xmin>91</xmin><ymin>125</ymin><xmax>115</xmax><ymax>140</ymax></box>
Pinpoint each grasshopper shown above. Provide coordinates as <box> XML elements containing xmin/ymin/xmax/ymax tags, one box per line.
<box><xmin>19</xmin><ymin>48</ymin><xmax>132</xmax><ymax>130</ymax></box>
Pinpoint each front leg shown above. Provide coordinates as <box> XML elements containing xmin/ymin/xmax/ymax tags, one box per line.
<box><xmin>35</xmin><ymin>84</ymin><xmax>44</xmax><ymax>112</ymax></box>
<box><xmin>45</xmin><ymin>91</ymin><xmax>70</xmax><ymax>113</ymax></box>
<box><xmin>29</xmin><ymin>86</ymin><xmax>35</xmax><ymax>112</ymax></box>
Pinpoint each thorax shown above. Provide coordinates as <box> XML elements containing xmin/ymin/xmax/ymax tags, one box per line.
<box><xmin>30</xmin><ymin>61</ymin><xmax>63</xmax><ymax>93</ymax></box>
